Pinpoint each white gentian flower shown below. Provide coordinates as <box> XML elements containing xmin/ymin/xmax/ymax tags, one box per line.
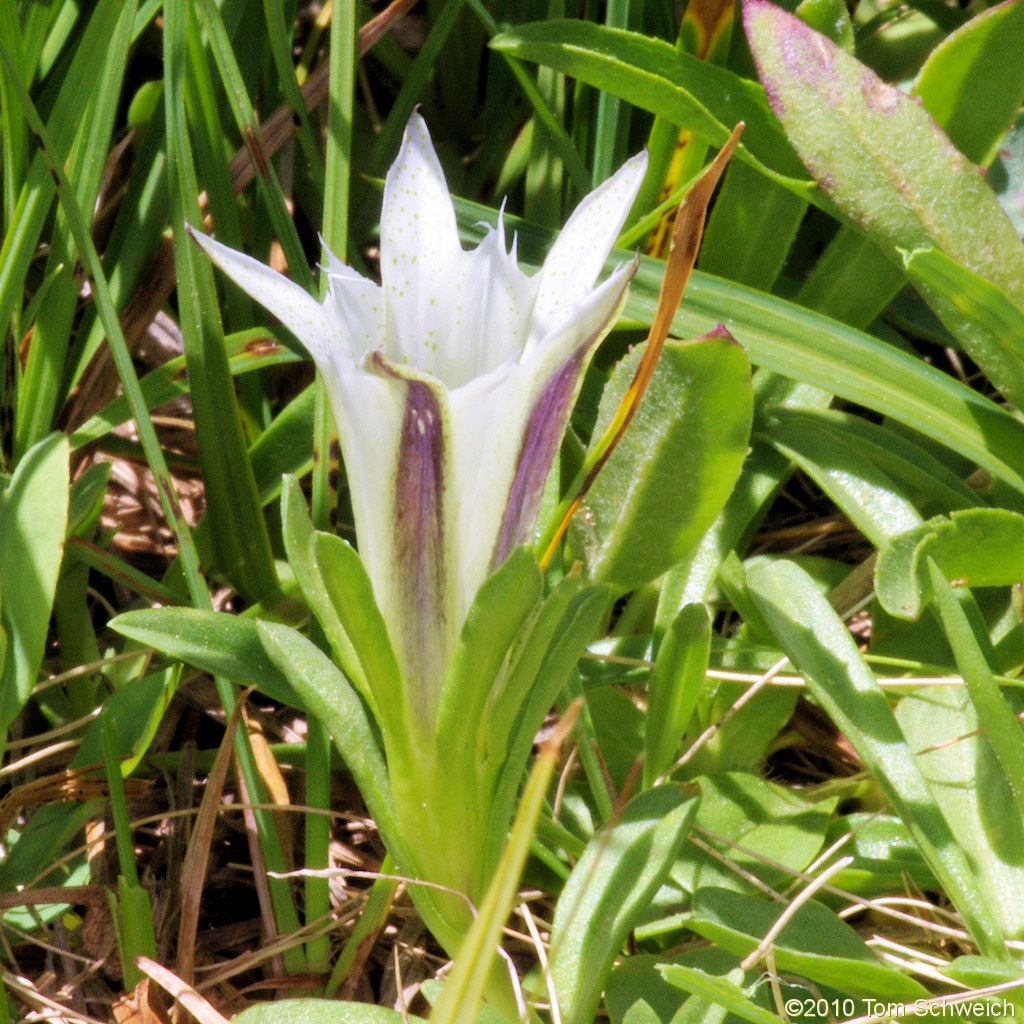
<box><xmin>190</xmin><ymin>114</ymin><xmax>646</xmax><ymax>726</ymax></box>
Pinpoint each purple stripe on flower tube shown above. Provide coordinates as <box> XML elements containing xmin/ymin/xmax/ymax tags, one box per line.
<box><xmin>490</xmin><ymin>348</ymin><xmax>587</xmax><ymax>570</ymax></box>
<box><xmin>388</xmin><ymin>367</ymin><xmax>449</xmax><ymax>718</ymax></box>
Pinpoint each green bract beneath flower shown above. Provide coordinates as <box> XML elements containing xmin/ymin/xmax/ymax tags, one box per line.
<box><xmin>190</xmin><ymin>114</ymin><xmax>646</xmax><ymax>726</ymax></box>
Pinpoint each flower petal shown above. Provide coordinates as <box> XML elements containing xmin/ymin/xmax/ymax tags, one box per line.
<box><xmin>322</xmin><ymin>245</ymin><xmax>386</xmax><ymax>360</ymax></box>
<box><xmin>187</xmin><ymin>226</ymin><xmax>342</xmax><ymax>361</ymax></box>
<box><xmin>380</xmin><ymin>113</ymin><xmax>466</xmax><ymax>373</ymax></box>
<box><xmin>533</xmin><ymin>150</ymin><xmax>648</xmax><ymax>329</ymax></box>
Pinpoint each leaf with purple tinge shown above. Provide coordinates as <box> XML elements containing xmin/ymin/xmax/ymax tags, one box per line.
<box><xmin>744</xmin><ymin>0</ymin><xmax>1024</xmax><ymax>406</ymax></box>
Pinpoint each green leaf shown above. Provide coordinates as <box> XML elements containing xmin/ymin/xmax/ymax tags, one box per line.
<box><xmin>645</xmin><ymin>603</ymin><xmax>711</xmax><ymax>788</ymax></box>
<box><xmin>658</xmin><ymin>966</ymin><xmax>785</xmax><ymax>1024</ymax></box>
<box><xmin>901</xmin><ymin>247</ymin><xmax>1024</xmax><ymax>410</ymax></box>
<box><xmin>607</xmin><ymin>950</ymin><xmax>743</xmax><ymax>1024</ymax></box>
<box><xmin>927</xmin><ymin>560</ymin><xmax>1024</xmax><ymax>823</ymax></box>
<box><xmin>896</xmin><ymin>669</ymin><xmax>1024</xmax><ymax>941</ymax></box>
<box><xmin>942</xmin><ymin>956</ymin><xmax>1024</xmax><ymax>1011</ymax></box>
<box><xmin>763</xmin><ymin>414</ymin><xmax>921</xmax><ymax>547</ymax></box>
<box><xmin>489</xmin><ymin>21</ymin><xmax>815</xmax><ymax>196</ymax></box>
<box><xmin>744</xmin><ymin>0</ymin><xmax>1024</xmax><ymax>407</ymax></box>
<box><xmin>576</xmin><ymin>333</ymin><xmax>752</xmax><ymax>591</ymax></box>
<box><xmin>768</xmin><ymin>408</ymin><xmax>978</xmax><ymax>516</ymax></box>
<box><xmin>672</xmin><ymin>773</ymin><xmax>836</xmax><ymax>896</ymax></box>
<box><xmin>280</xmin><ymin>475</ymin><xmax>369</xmax><ymax>706</ymax></box>
<box><xmin>911</xmin><ymin>0</ymin><xmax>1024</xmax><ymax>167</ymax></box>
<box><xmin>698</xmin><ymin>161</ymin><xmax>806</xmax><ymax>292</ymax></box>
<box><xmin>109</xmin><ymin>608</ymin><xmax>301</xmax><ymax>707</ymax></box>
<box><xmin>0</xmin><ymin>433</ymin><xmax>69</xmax><ymax>744</ymax></box>
<box><xmin>875</xmin><ymin>509</ymin><xmax>1024</xmax><ymax>620</ymax></box>
<box><xmin>254</xmin><ymin>621</ymin><xmax>399</xmax><ymax>866</ymax></box>
<box><xmin>312</xmin><ymin>531</ymin><xmax>409</xmax><ymax>743</ymax></box>
<box><xmin>687</xmin><ymin>887</ymin><xmax>929</xmax><ymax>1000</ymax></box>
<box><xmin>235</xmin><ymin>1002</ymin><xmax>423</xmax><ymax>1024</ymax></box>
<box><xmin>746</xmin><ymin>559</ymin><xmax>1011</xmax><ymax>962</ymax></box>
<box><xmin>435</xmin><ymin>546</ymin><xmax>544</xmax><ymax>770</ymax></box>
<box><xmin>549</xmin><ymin>785</ymin><xmax>700</xmax><ymax>1024</ymax></box>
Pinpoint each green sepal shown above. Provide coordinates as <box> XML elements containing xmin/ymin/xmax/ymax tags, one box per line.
<box><xmin>280</xmin><ymin>474</ymin><xmax>371</xmax><ymax>708</ymax></box>
<box><xmin>484</xmin><ymin>582</ymin><xmax>612</xmax><ymax>876</ymax></box>
<box><xmin>434</xmin><ymin>546</ymin><xmax>544</xmax><ymax>768</ymax></box>
<box><xmin>313</xmin><ymin>530</ymin><xmax>410</xmax><ymax>744</ymax></box>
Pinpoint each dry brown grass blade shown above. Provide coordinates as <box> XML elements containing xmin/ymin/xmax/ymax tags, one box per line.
<box><xmin>175</xmin><ymin>692</ymin><xmax>249</xmax><ymax>990</ymax></box>
<box><xmin>136</xmin><ymin>957</ymin><xmax>232</xmax><ymax>1024</ymax></box>
<box><xmin>0</xmin><ymin>766</ymin><xmax>149</xmax><ymax>839</ymax></box>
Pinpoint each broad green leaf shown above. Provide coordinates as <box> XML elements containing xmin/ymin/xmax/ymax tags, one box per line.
<box><xmin>744</xmin><ymin>0</ymin><xmax>1024</xmax><ymax>407</ymax></box>
<box><xmin>746</xmin><ymin>559</ymin><xmax>1010</xmax><ymax>962</ymax></box>
<box><xmin>109</xmin><ymin>608</ymin><xmax>301</xmax><ymax>707</ymax></box>
<box><xmin>911</xmin><ymin>0</ymin><xmax>1024</xmax><ymax>168</ymax></box>
<box><xmin>672</xmin><ymin>772</ymin><xmax>836</xmax><ymax>896</ymax></box>
<box><xmin>489</xmin><ymin>21</ymin><xmax>815</xmax><ymax>196</ymax></box>
<box><xmin>607</xmin><ymin>949</ymin><xmax>743</xmax><ymax>1024</ymax></box>
<box><xmin>576</xmin><ymin>333</ymin><xmax>752</xmax><ymax>591</ymax></box>
<box><xmin>902</xmin><ymin>248</ymin><xmax>1024</xmax><ymax>410</ymax></box>
<box><xmin>645</xmin><ymin>603</ymin><xmax>711</xmax><ymax>788</ymax></box>
<box><xmin>797</xmin><ymin>0</ymin><xmax>1023</xmax><ymax>327</ymax></box>
<box><xmin>235</xmin><ymin>1003</ymin><xmax>423</xmax><ymax>1024</ymax></box>
<box><xmin>75</xmin><ymin>666</ymin><xmax>179</xmax><ymax>776</ymax></box>
<box><xmin>875</xmin><ymin>509</ymin><xmax>1024</xmax><ymax>620</ymax></box>
<box><xmin>687</xmin><ymin>887</ymin><xmax>929</xmax><ymax>1000</ymax></box>
<box><xmin>549</xmin><ymin>785</ymin><xmax>700</xmax><ymax>1024</ymax></box>
<box><xmin>822</xmin><ymin>814</ymin><xmax>938</xmax><ymax>896</ymax></box>
<box><xmin>942</xmin><ymin>957</ymin><xmax>1024</xmax><ymax>1012</ymax></box>
<box><xmin>0</xmin><ymin>433</ymin><xmax>69</xmax><ymax>744</ymax></box>
<box><xmin>896</xmin><ymin>676</ymin><xmax>1024</xmax><ymax>940</ymax></box>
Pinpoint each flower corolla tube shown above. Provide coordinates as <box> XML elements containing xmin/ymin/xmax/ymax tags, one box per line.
<box><xmin>190</xmin><ymin>114</ymin><xmax>647</xmax><ymax>724</ymax></box>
